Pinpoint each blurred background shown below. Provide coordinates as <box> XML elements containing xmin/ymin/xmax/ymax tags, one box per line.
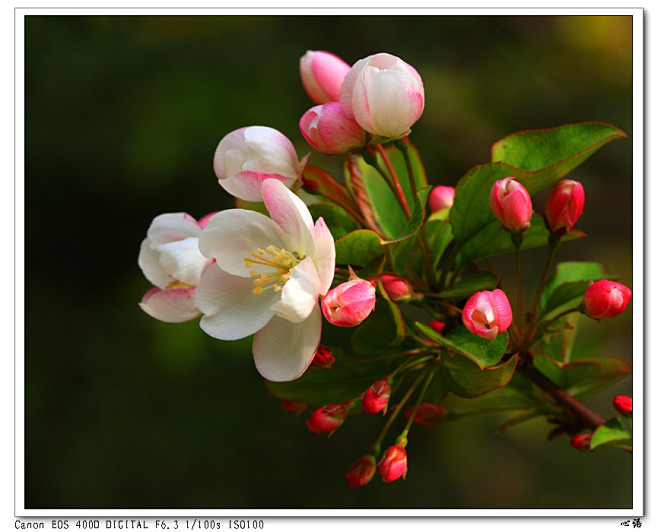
<box><xmin>23</xmin><ymin>14</ymin><xmax>634</xmax><ymax>509</ymax></box>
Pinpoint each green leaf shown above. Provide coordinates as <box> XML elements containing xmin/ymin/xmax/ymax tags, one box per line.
<box><xmin>451</xmin><ymin>122</ymin><xmax>625</xmax><ymax>249</ymax></box>
<box><xmin>532</xmin><ymin>354</ymin><xmax>600</xmax><ymax>391</ymax></box>
<box><xmin>308</xmin><ymin>202</ymin><xmax>359</xmax><ymax>240</ymax></box>
<box><xmin>302</xmin><ymin>163</ymin><xmax>361</xmax><ymax>219</ymax></box>
<box><xmin>563</xmin><ymin>356</ymin><xmax>631</xmax><ymax>399</ymax></box>
<box><xmin>474</xmin><ymin>386</ymin><xmax>540</xmax><ymax>411</ymax></box>
<box><xmin>590</xmin><ymin>417</ymin><xmax>632</xmax><ymax>451</ymax></box>
<box><xmin>351</xmin><ymin>299</ymin><xmax>409</xmax><ymax>355</ymax></box>
<box><xmin>334</xmin><ymin>187</ymin><xmax>431</xmax><ymax>267</ymax></box>
<box><xmin>344</xmin><ymin>144</ymin><xmax>428</xmax><ymax>240</ymax></box>
<box><xmin>491</xmin><ymin>122</ymin><xmax>627</xmax><ymax>177</ymax></box>
<box><xmin>417</xmin><ymin>323</ymin><xmax>508</xmax><ymax>369</ymax></box>
<box><xmin>440</xmin><ymin>354</ymin><xmax>518</xmax><ymax>398</ymax></box>
<box><xmin>266</xmin><ymin>349</ymin><xmax>397</xmax><ymax>408</ymax></box>
<box><xmin>460</xmin><ymin>214</ymin><xmax>583</xmax><ymax>262</ymax></box>
<box><xmin>427</xmin><ymin>219</ymin><xmax>454</xmax><ymax>267</ymax></box>
<box><xmin>433</xmin><ymin>271</ymin><xmax>499</xmax><ymax>298</ymax></box>
<box><xmin>540</xmin><ymin>261</ymin><xmax>615</xmax><ymax>316</ymax></box>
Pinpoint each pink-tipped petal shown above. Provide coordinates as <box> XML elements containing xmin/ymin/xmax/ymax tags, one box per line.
<box><xmin>139</xmin><ymin>286</ymin><xmax>201</xmax><ymax>323</ymax></box>
<box><xmin>311</xmin><ymin>217</ymin><xmax>336</xmax><ymax>295</ymax></box>
<box><xmin>146</xmin><ymin>212</ymin><xmax>202</xmax><ymax>246</ymax></box>
<box><xmin>252</xmin><ymin>305</ymin><xmax>322</xmax><ymax>382</ymax></box>
<box><xmin>261</xmin><ymin>179</ymin><xmax>314</xmax><ymax>253</ymax></box>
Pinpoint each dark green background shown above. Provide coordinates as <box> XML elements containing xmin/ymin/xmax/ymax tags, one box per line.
<box><xmin>24</xmin><ymin>15</ymin><xmax>634</xmax><ymax>509</ymax></box>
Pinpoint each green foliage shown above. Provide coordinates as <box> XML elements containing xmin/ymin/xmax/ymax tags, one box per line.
<box><xmin>351</xmin><ymin>299</ymin><xmax>410</xmax><ymax>355</ymax></box>
<box><xmin>416</xmin><ymin>323</ymin><xmax>508</xmax><ymax>369</ymax></box>
<box><xmin>433</xmin><ymin>271</ymin><xmax>499</xmax><ymax>298</ymax></box>
<box><xmin>308</xmin><ymin>202</ymin><xmax>359</xmax><ymax>240</ymax></box>
<box><xmin>590</xmin><ymin>417</ymin><xmax>632</xmax><ymax>451</ymax></box>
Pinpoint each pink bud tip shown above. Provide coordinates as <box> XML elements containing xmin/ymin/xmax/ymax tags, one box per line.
<box><xmin>429</xmin><ymin>186</ymin><xmax>455</xmax><ymax>213</ymax></box>
<box><xmin>300</xmin><ymin>50</ymin><xmax>351</xmax><ymax>105</ymax></box>
<box><xmin>489</xmin><ymin>177</ymin><xmax>533</xmax><ymax>233</ymax></box>
<box><xmin>570</xmin><ymin>433</ymin><xmax>592</xmax><ymax>451</ymax></box>
<box><xmin>404</xmin><ymin>402</ymin><xmax>447</xmax><ymax>426</ymax></box>
<box><xmin>311</xmin><ymin>345</ymin><xmax>336</xmax><ymax>369</ymax></box>
<box><xmin>321</xmin><ymin>276</ymin><xmax>376</xmax><ymax>327</ymax></box>
<box><xmin>544</xmin><ymin>179</ymin><xmax>585</xmax><ymax>235</ymax></box>
<box><xmin>428</xmin><ymin>320</ymin><xmax>445</xmax><ymax>336</ymax></box>
<box><xmin>379</xmin><ymin>274</ymin><xmax>414</xmax><ymax>302</ymax></box>
<box><xmin>582</xmin><ymin>280</ymin><xmax>632</xmax><ymax>319</ymax></box>
<box><xmin>462</xmin><ymin>289</ymin><xmax>513</xmax><ymax>340</ymax></box>
<box><xmin>346</xmin><ymin>455</ymin><xmax>377</xmax><ymax>488</ymax></box>
<box><xmin>306</xmin><ymin>403</ymin><xmax>347</xmax><ymax>434</ymax></box>
<box><xmin>613</xmin><ymin>395</ymin><xmax>632</xmax><ymax>416</ymax></box>
<box><xmin>362</xmin><ymin>380</ymin><xmax>392</xmax><ymax>415</ymax></box>
<box><xmin>378</xmin><ymin>445</ymin><xmax>408</xmax><ymax>482</ymax></box>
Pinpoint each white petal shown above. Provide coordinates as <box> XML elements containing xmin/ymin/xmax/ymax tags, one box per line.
<box><xmin>311</xmin><ymin>217</ymin><xmax>336</xmax><ymax>295</ymax></box>
<box><xmin>156</xmin><ymin>237</ymin><xmax>208</xmax><ymax>286</ymax></box>
<box><xmin>252</xmin><ymin>305</ymin><xmax>322</xmax><ymax>382</ymax></box>
<box><xmin>147</xmin><ymin>212</ymin><xmax>202</xmax><ymax>246</ymax></box>
<box><xmin>139</xmin><ymin>287</ymin><xmax>201</xmax><ymax>323</ymax></box>
<box><xmin>196</xmin><ymin>263</ymin><xmax>278</xmax><ymax>340</ymax></box>
<box><xmin>138</xmin><ymin>238</ymin><xmax>171</xmax><ymax>289</ymax></box>
<box><xmin>261</xmin><ymin>179</ymin><xmax>314</xmax><ymax>254</ymax></box>
<box><xmin>199</xmin><ymin>209</ymin><xmax>289</xmax><ymax>278</ymax></box>
<box><xmin>270</xmin><ymin>257</ymin><xmax>321</xmax><ymax>323</ymax></box>
<box><xmin>219</xmin><ymin>170</ymin><xmax>299</xmax><ymax>203</ymax></box>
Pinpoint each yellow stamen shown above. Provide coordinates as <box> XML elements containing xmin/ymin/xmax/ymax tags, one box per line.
<box><xmin>244</xmin><ymin>244</ymin><xmax>304</xmax><ymax>295</ymax></box>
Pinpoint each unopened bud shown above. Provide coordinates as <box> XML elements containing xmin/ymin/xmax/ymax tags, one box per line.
<box><xmin>311</xmin><ymin>345</ymin><xmax>335</xmax><ymax>369</ymax></box>
<box><xmin>570</xmin><ymin>433</ymin><xmax>592</xmax><ymax>451</ymax></box>
<box><xmin>306</xmin><ymin>403</ymin><xmax>347</xmax><ymax>434</ymax></box>
<box><xmin>346</xmin><ymin>455</ymin><xmax>377</xmax><ymax>488</ymax></box>
<box><xmin>379</xmin><ymin>274</ymin><xmax>414</xmax><ymax>303</ymax></box>
<box><xmin>404</xmin><ymin>402</ymin><xmax>447</xmax><ymax>426</ymax></box>
<box><xmin>378</xmin><ymin>444</ymin><xmax>408</xmax><ymax>482</ymax></box>
<box><xmin>582</xmin><ymin>280</ymin><xmax>632</xmax><ymax>320</ymax></box>
<box><xmin>613</xmin><ymin>395</ymin><xmax>632</xmax><ymax>416</ymax></box>
<box><xmin>362</xmin><ymin>380</ymin><xmax>391</xmax><ymax>415</ymax></box>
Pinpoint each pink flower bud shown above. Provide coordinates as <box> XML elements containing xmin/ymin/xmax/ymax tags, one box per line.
<box><xmin>311</xmin><ymin>345</ymin><xmax>335</xmax><ymax>369</ymax></box>
<box><xmin>570</xmin><ymin>433</ymin><xmax>592</xmax><ymax>451</ymax></box>
<box><xmin>489</xmin><ymin>177</ymin><xmax>533</xmax><ymax>233</ymax></box>
<box><xmin>404</xmin><ymin>402</ymin><xmax>447</xmax><ymax>426</ymax></box>
<box><xmin>544</xmin><ymin>179</ymin><xmax>585</xmax><ymax>235</ymax></box>
<box><xmin>306</xmin><ymin>403</ymin><xmax>347</xmax><ymax>434</ymax></box>
<box><xmin>428</xmin><ymin>320</ymin><xmax>445</xmax><ymax>336</ymax></box>
<box><xmin>613</xmin><ymin>395</ymin><xmax>633</xmax><ymax>416</ymax></box>
<box><xmin>429</xmin><ymin>185</ymin><xmax>455</xmax><ymax>213</ymax></box>
<box><xmin>299</xmin><ymin>102</ymin><xmax>367</xmax><ymax>155</ymax></box>
<box><xmin>462</xmin><ymin>289</ymin><xmax>513</xmax><ymax>340</ymax></box>
<box><xmin>378</xmin><ymin>445</ymin><xmax>408</xmax><ymax>482</ymax></box>
<box><xmin>379</xmin><ymin>274</ymin><xmax>414</xmax><ymax>303</ymax></box>
<box><xmin>300</xmin><ymin>50</ymin><xmax>351</xmax><ymax>104</ymax></box>
<box><xmin>281</xmin><ymin>399</ymin><xmax>308</xmax><ymax>414</ymax></box>
<box><xmin>346</xmin><ymin>455</ymin><xmax>377</xmax><ymax>488</ymax></box>
<box><xmin>340</xmin><ymin>53</ymin><xmax>424</xmax><ymax>140</ymax></box>
<box><xmin>213</xmin><ymin>126</ymin><xmax>305</xmax><ymax>202</ymax></box>
<box><xmin>362</xmin><ymin>380</ymin><xmax>391</xmax><ymax>415</ymax></box>
<box><xmin>321</xmin><ymin>276</ymin><xmax>376</xmax><ymax>327</ymax></box>
<box><xmin>582</xmin><ymin>280</ymin><xmax>632</xmax><ymax>320</ymax></box>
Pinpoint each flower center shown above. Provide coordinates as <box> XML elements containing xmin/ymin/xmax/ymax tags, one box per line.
<box><xmin>244</xmin><ymin>245</ymin><xmax>303</xmax><ymax>295</ymax></box>
<box><xmin>165</xmin><ymin>280</ymin><xmax>193</xmax><ymax>290</ymax></box>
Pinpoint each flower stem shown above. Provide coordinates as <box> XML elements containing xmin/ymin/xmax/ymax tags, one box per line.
<box><xmin>376</xmin><ymin>144</ymin><xmax>412</xmax><ymax>218</ymax></box>
<box><xmin>517</xmin><ymin>354</ymin><xmax>606</xmax><ymax>429</ymax></box>
<box><xmin>399</xmin><ymin>367</ymin><xmax>437</xmax><ymax>441</ymax></box>
<box><xmin>363</xmin><ymin>147</ymin><xmax>411</xmax><ymax>219</ymax></box>
<box><xmin>529</xmin><ymin>236</ymin><xmax>560</xmax><ymax>326</ymax></box>
<box><xmin>372</xmin><ymin>369</ymin><xmax>427</xmax><ymax>450</ymax></box>
<box><xmin>511</xmin><ymin>232</ymin><xmax>524</xmax><ymax>343</ymax></box>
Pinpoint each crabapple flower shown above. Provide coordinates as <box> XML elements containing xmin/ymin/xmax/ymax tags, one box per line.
<box><xmin>362</xmin><ymin>379</ymin><xmax>391</xmax><ymax>415</ymax></box>
<box><xmin>582</xmin><ymin>280</ymin><xmax>632</xmax><ymax>320</ymax></box>
<box><xmin>544</xmin><ymin>179</ymin><xmax>585</xmax><ymax>235</ymax></box>
<box><xmin>300</xmin><ymin>50</ymin><xmax>351</xmax><ymax>104</ymax></box>
<box><xmin>197</xmin><ymin>178</ymin><xmax>336</xmax><ymax>382</ymax></box>
<box><xmin>299</xmin><ymin>102</ymin><xmax>367</xmax><ymax>155</ymax></box>
<box><xmin>489</xmin><ymin>177</ymin><xmax>533</xmax><ymax>233</ymax></box>
<box><xmin>340</xmin><ymin>52</ymin><xmax>424</xmax><ymax>140</ymax></box>
<box><xmin>462</xmin><ymin>289</ymin><xmax>513</xmax><ymax>340</ymax></box>
<box><xmin>429</xmin><ymin>185</ymin><xmax>455</xmax><ymax>214</ymax></box>
<box><xmin>321</xmin><ymin>273</ymin><xmax>376</xmax><ymax>327</ymax></box>
<box><xmin>138</xmin><ymin>212</ymin><xmax>215</xmax><ymax>323</ymax></box>
<box><xmin>378</xmin><ymin>445</ymin><xmax>408</xmax><ymax>482</ymax></box>
<box><xmin>613</xmin><ymin>395</ymin><xmax>632</xmax><ymax>416</ymax></box>
<box><xmin>213</xmin><ymin>126</ymin><xmax>307</xmax><ymax>202</ymax></box>
<box><xmin>306</xmin><ymin>403</ymin><xmax>347</xmax><ymax>434</ymax></box>
<box><xmin>379</xmin><ymin>274</ymin><xmax>414</xmax><ymax>303</ymax></box>
<box><xmin>570</xmin><ymin>433</ymin><xmax>592</xmax><ymax>451</ymax></box>
<box><xmin>311</xmin><ymin>345</ymin><xmax>335</xmax><ymax>369</ymax></box>
<box><xmin>346</xmin><ymin>455</ymin><xmax>377</xmax><ymax>488</ymax></box>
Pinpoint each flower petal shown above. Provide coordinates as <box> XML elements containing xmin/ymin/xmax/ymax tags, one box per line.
<box><xmin>252</xmin><ymin>305</ymin><xmax>322</xmax><ymax>382</ymax></box>
<box><xmin>220</xmin><ymin>170</ymin><xmax>299</xmax><ymax>203</ymax></box>
<box><xmin>261</xmin><ymin>179</ymin><xmax>314</xmax><ymax>254</ymax></box>
<box><xmin>199</xmin><ymin>209</ymin><xmax>289</xmax><ymax>278</ymax></box>
<box><xmin>138</xmin><ymin>238</ymin><xmax>171</xmax><ymax>289</ymax></box>
<box><xmin>196</xmin><ymin>263</ymin><xmax>278</xmax><ymax>340</ymax></box>
<box><xmin>156</xmin><ymin>236</ymin><xmax>209</xmax><ymax>286</ymax></box>
<box><xmin>147</xmin><ymin>212</ymin><xmax>202</xmax><ymax>246</ymax></box>
<box><xmin>139</xmin><ymin>286</ymin><xmax>201</xmax><ymax>323</ymax></box>
<box><xmin>311</xmin><ymin>217</ymin><xmax>336</xmax><ymax>295</ymax></box>
<box><xmin>270</xmin><ymin>257</ymin><xmax>321</xmax><ymax>323</ymax></box>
